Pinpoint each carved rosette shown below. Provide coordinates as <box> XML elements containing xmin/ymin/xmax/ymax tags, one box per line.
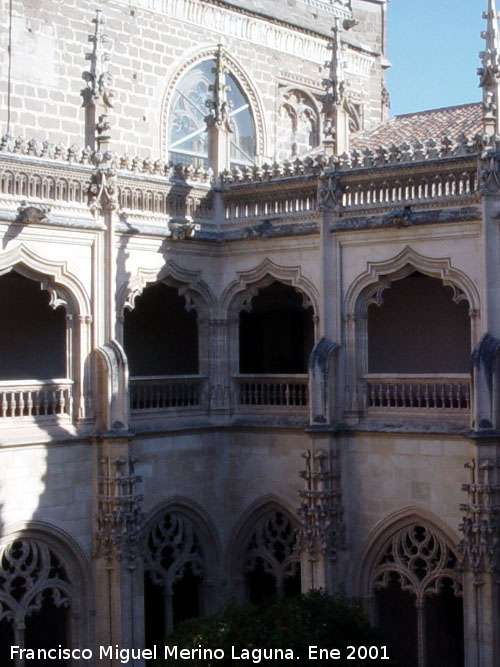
<box><xmin>459</xmin><ymin>458</ymin><xmax>500</xmax><ymax>574</ymax></box>
<box><xmin>298</xmin><ymin>449</ymin><xmax>344</xmax><ymax>560</ymax></box>
<box><xmin>95</xmin><ymin>456</ymin><xmax>145</xmax><ymax>563</ymax></box>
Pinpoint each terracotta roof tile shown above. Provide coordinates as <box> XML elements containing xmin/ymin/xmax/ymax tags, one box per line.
<box><xmin>351</xmin><ymin>102</ymin><xmax>483</xmax><ymax>150</ymax></box>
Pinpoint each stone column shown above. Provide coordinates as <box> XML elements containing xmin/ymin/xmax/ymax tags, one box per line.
<box><xmin>459</xmin><ymin>448</ymin><xmax>500</xmax><ymax>667</ymax></box>
<box><xmin>93</xmin><ymin>441</ymin><xmax>145</xmax><ymax>667</ymax></box>
<box><xmin>298</xmin><ymin>429</ymin><xmax>344</xmax><ymax>594</ymax></box>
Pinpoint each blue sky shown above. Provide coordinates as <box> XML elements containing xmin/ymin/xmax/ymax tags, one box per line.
<box><xmin>386</xmin><ymin>0</ymin><xmax>485</xmax><ymax>116</ymax></box>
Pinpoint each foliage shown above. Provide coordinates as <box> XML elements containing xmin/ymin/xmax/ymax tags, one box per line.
<box><xmin>156</xmin><ymin>591</ymin><xmax>396</xmax><ymax>666</ymax></box>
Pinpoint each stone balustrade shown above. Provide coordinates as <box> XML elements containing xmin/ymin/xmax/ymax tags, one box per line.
<box><xmin>130</xmin><ymin>375</ymin><xmax>207</xmax><ymax>411</ymax></box>
<box><xmin>364</xmin><ymin>374</ymin><xmax>471</xmax><ymax>411</ymax></box>
<box><xmin>235</xmin><ymin>374</ymin><xmax>309</xmax><ymax>407</ymax></box>
<box><xmin>0</xmin><ymin>379</ymin><xmax>73</xmax><ymax>418</ymax></box>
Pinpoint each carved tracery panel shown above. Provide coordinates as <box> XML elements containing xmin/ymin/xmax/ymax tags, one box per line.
<box><xmin>372</xmin><ymin>523</ymin><xmax>463</xmax><ymax>667</ymax></box>
<box><xmin>144</xmin><ymin>511</ymin><xmax>206</xmax><ymax>637</ymax></box>
<box><xmin>373</xmin><ymin>523</ymin><xmax>462</xmax><ymax>604</ymax></box>
<box><xmin>0</xmin><ymin>539</ymin><xmax>74</xmax><ymax>665</ymax></box>
<box><xmin>276</xmin><ymin>89</ymin><xmax>319</xmax><ymax>161</ymax></box>
<box><xmin>243</xmin><ymin>510</ymin><xmax>300</xmax><ymax>602</ymax></box>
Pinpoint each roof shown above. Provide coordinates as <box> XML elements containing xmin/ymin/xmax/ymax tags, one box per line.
<box><xmin>351</xmin><ymin>103</ymin><xmax>483</xmax><ymax>150</ymax></box>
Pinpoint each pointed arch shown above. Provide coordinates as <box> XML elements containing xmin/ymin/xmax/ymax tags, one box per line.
<box><xmin>0</xmin><ymin>244</ymin><xmax>91</xmax><ymax>319</ymax></box>
<box><xmin>221</xmin><ymin>258</ymin><xmax>319</xmax><ymax>319</ymax></box>
<box><xmin>0</xmin><ymin>521</ymin><xmax>93</xmax><ymax>658</ymax></box>
<box><xmin>117</xmin><ymin>260</ymin><xmax>216</xmax><ymax>322</ymax></box>
<box><xmin>227</xmin><ymin>495</ymin><xmax>301</xmax><ymax>600</ymax></box>
<box><xmin>355</xmin><ymin>506</ymin><xmax>462</xmax><ymax>600</ymax></box>
<box><xmin>142</xmin><ymin>497</ymin><xmax>221</xmax><ymax>637</ymax></box>
<box><xmin>345</xmin><ymin>246</ymin><xmax>480</xmax><ymax>321</ymax></box>
<box><xmin>160</xmin><ymin>44</ymin><xmax>268</xmax><ymax>161</ymax></box>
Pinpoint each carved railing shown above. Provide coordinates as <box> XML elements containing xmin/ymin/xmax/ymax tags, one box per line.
<box><xmin>223</xmin><ymin>187</ymin><xmax>317</xmax><ymax>223</ymax></box>
<box><xmin>0</xmin><ymin>379</ymin><xmax>73</xmax><ymax>418</ymax></box>
<box><xmin>235</xmin><ymin>374</ymin><xmax>309</xmax><ymax>408</ymax></box>
<box><xmin>340</xmin><ymin>166</ymin><xmax>478</xmax><ymax>211</ymax></box>
<box><xmin>130</xmin><ymin>375</ymin><xmax>207</xmax><ymax>411</ymax></box>
<box><xmin>364</xmin><ymin>374</ymin><xmax>471</xmax><ymax>412</ymax></box>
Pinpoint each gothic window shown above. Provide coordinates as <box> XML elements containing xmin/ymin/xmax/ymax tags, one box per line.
<box><xmin>367</xmin><ymin>272</ymin><xmax>470</xmax><ymax>374</ymax></box>
<box><xmin>143</xmin><ymin>512</ymin><xmax>206</xmax><ymax>646</ymax></box>
<box><xmin>276</xmin><ymin>89</ymin><xmax>319</xmax><ymax>161</ymax></box>
<box><xmin>239</xmin><ymin>281</ymin><xmax>314</xmax><ymax>374</ymax></box>
<box><xmin>0</xmin><ymin>539</ymin><xmax>74</xmax><ymax>667</ymax></box>
<box><xmin>243</xmin><ymin>510</ymin><xmax>301</xmax><ymax>603</ymax></box>
<box><xmin>373</xmin><ymin>524</ymin><xmax>464</xmax><ymax>667</ymax></box>
<box><xmin>168</xmin><ymin>59</ymin><xmax>256</xmax><ymax>168</ymax></box>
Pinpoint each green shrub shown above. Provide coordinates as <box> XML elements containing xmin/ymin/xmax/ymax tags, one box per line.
<box><xmin>155</xmin><ymin>591</ymin><xmax>396</xmax><ymax>666</ymax></box>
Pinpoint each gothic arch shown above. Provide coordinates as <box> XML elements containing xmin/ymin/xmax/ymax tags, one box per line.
<box><xmin>227</xmin><ymin>495</ymin><xmax>301</xmax><ymax>599</ymax></box>
<box><xmin>356</xmin><ymin>506</ymin><xmax>462</xmax><ymax>601</ymax></box>
<box><xmin>161</xmin><ymin>44</ymin><xmax>268</xmax><ymax>161</ymax></box>
<box><xmin>0</xmin><ymin>521</ymin><xmax>93</xmax><ymax>658</ymax></box>
<box><xmin>345</xmin><ymin>246</ymin><xmax>480</xmax><ymax>322</ymax></box>
<box><xmin>142</xmin><ymin>497</ymin><xmax>221</xmax><ymax>636</ymax></box>
<box><xmin>118</xmin><ymin>260</ymin><xmax>216</xmax><ymax>323</ymax></box>
<box><xmin>0</xmin><ymin>245</ymin><xmax>92</xmax><ymax>419</ymax></box>
<box><xmin>144</xmin><ymin>496</ymin><xmax>222</xmax><ymax>585</ymax></box>
<box><xmin>0</xmin><ymin>244</ymin><xmax>91</xmax><ymax>319</ymax></box>
<box><xmin>221</xmin><ymin>258</ymin><xmax>319</xmax><ymax>320</ymax></box>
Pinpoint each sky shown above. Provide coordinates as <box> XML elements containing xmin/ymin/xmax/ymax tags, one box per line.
<box><xmin>386</xmin><ymin>0</ymin><xmax>486</xmax><ymax>117</ymax></box>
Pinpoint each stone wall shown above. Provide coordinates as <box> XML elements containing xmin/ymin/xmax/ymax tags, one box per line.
<box><xmin>0</xmin><ymin>0</ymin><xmax>386</xmax><ymax>159</ymax></box>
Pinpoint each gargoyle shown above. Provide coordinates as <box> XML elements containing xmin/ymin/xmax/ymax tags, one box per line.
<box><xmin>17</xmin><ymin>202</ymin><xmax>51</xmax><ymax>224</ymax></box>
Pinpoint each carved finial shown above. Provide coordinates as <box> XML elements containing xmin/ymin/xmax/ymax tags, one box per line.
<box><xmin>321</xmin><ymin>18</ymin><xmax>357</xmax><ymax>156</ymax></box>
<box><xmin>205</xmin><ymin>45</ymin><xmax>233</xmax><ymax>132</ymax></box>
<box><xmin>479</xmin><ymin>0</ymin><xmax>500</xmax><ymax>135</ymax></box>
<box><xmin>81</xmin><ymin>10</ymin><xmax>115</xmax><ymax>150</ymax></box>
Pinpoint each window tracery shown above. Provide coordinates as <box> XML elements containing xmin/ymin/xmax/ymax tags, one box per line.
<box><xmin>243</xmin><ymin>510</ymin><xmax>301</xmax><ymax>602</ymax></box>
<box><xmin>276</xmin><ymin>89</ymin><xmax>319</xmax><ymax>160</ymax></box>
<box><xmin>143</xmin><ymin>511</ymin><xmax>206</xmax><ymax>638</ymax></box>
<box><xmin>0</xmin><ymin>539</ymin><xmax>74</xmax><ymax>664</ymax></box>
<box><xmin>373</xmin><ymin>523</ymin><xmax>463</xmax><ymax>667</ymax></box>
<box><xmin>168</xmin><ymin>59</ymin><xmax>256</xmax><ymax>168</ymax></box>
<box><xmin>373</xmin><ymin>523</ymin><xmax>462</xmax><ymax>603</ymax></box>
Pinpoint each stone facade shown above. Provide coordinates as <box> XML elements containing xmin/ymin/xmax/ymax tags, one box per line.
<box><xmin>0</xmin><ymin>0</ymin><xmax>498</xmax><ymax>666</ymax></box>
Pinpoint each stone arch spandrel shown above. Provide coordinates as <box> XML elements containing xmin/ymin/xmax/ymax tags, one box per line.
<box><xmin>160</xmin><ymin>45</ymin><xmax>268</xmax><ymax>161</ymax></box>
<box><xmin>355</xmin><ymin>506</ymin><xmax>462</xmax><ymax>600</ymax></box>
